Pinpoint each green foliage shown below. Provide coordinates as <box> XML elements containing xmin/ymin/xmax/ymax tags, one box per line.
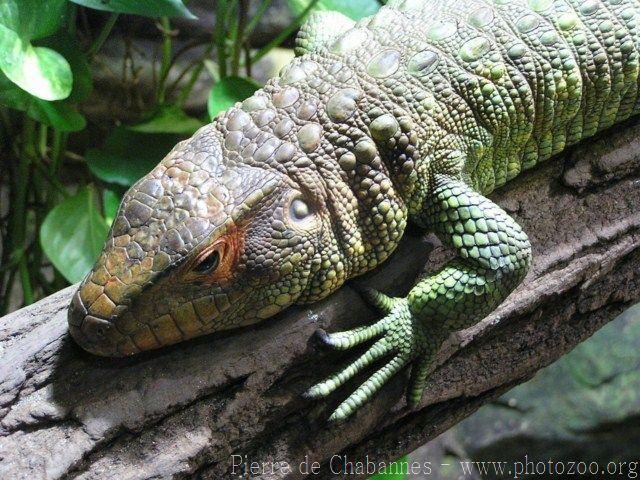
<box><xmin>208</xmin><ymin>76</ymin><xmax>260</xmax><ymax>120</ymax></box>
<box><xmin>102</xmin><ymin>189</ymin><xmax>122</xmax><ymax>226</ymax></box>
<box><xmin>69</xmin><ymin>0</ymin><xmax>195</xmax><ymax>18</ymax></box>
<box><xmin>40</xmin><ymin>186</ymin><xmax>110</xmax><ymax>283</ymax></box>
<box><xmin>40</xmin><ymin>32</ymin><xmax>93</xmax><ymax>103</ymax></box>
<box><xmin>129</xmin><ymin>105</ymin><xmax>205</xmax><ymax>135</ymax></box>
<box><xmin>0</xmin><ymin>5</ymin><xmax>90</xmax><ymax>130</ymax></box>
<box><xmin>0</xmin><ymin>73</ymin><xmax>85</xmax><ymax>131</ymax></box>
<box><xmin>286</xmin><ymin>0</ymin><xmax>381</xmax><ymax>20</ymax></box>
<box><xmin>0</xmin><ymin>0</ymin><xmax>68</xmax><ymax>41</ymax></box>
<box><xmin>0</xmin><ymin>0</ymin><xmax>72</xmax><ymax>101</ymax></box>
<box><xmin>86</xmin><ymin>128</ymin><xmax>184</xmax><ymax>187</ymax></box>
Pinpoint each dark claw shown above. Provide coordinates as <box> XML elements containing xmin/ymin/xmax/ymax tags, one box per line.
<box><xmin>313</xmin><ymin>328</ymin><xmax>334</xmax><ymax>346</ymax></box>
<box><xmin>301</xmin><ymin>388</ymin><xmax>315</xmax><ymax>400</ymax></box>
<box><xmin>327</xmin><ymin>412</ymin><xmax>348</xmax><ymax>424</ymax></box>
<box><xmin>353</xmin><ymin>284</ymin><xmax>374</xmax><ymax>298</ymax></box>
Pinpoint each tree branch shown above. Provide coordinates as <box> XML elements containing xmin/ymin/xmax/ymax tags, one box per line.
<box><xmin>1</xmin><ymin>121</ymin><xmax>639</xmax><ymax>479</ymax></box>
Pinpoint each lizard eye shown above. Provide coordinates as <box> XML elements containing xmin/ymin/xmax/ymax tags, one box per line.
<box><xmin>290</xmin><ymin>197</ymin><xmax>312</xmax><ymax>221</ymax></box>
<box><xmin>193</xmin><ymin>250</ymin><xmax>220</xmax><ymax>274</ymax></box>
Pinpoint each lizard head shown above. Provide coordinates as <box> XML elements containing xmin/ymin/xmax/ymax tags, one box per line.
<box><xmin>68</xmin><ymin>122</ymin><xmax>345</xmax><ymax>357</ymax></box>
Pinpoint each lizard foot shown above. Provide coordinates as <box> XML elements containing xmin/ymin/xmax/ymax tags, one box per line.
<box><xmin>305</xmin><ymin>289</ymin><xmax>442</xmax><ymax>422</ymax></box>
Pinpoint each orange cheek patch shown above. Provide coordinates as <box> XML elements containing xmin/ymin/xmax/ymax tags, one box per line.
<box><xmin>186</xmin><ymin>226</ymin><xmax>245</xmax><ymax>284</ymax></box>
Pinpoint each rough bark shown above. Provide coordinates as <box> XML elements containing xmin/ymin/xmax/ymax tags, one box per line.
<box><xmin>1</xmin><ymin>121</ymin><xmax>640</xmax><ymax>480</ymax></box>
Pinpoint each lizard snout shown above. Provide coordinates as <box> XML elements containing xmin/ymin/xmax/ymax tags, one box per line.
<box><xmin>67</xmin><ymin>289</ymin><xmax>142</xmax><ymax>357</ymax></box>
<box><xmin>68</xmin><ymin>291</ymin><xmax>120</xmax><ymax>356</ymax></box>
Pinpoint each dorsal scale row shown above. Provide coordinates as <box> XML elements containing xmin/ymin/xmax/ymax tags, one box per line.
<box><xmin>265</xmin><ymin>0</ymin><xmax>640</xmax><ymax>198</ymax></box>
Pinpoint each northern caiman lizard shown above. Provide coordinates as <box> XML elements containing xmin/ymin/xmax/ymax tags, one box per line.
<box><xmin>68</xmin><ymin>0</ymin><xmax>640</xmax><ymax>421</ymax></box>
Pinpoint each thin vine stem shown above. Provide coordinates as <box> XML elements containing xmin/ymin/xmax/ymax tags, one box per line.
<box><xmin>157</xmin><ymin>17</ymin><xmax>174</xmax><ymax>104</ymax></box>
<box><xmin>176</xmin><ymin>42</ymin><xmax>216</xmax><ymax>106</ymax></box>
<box><xmin>10</xmin><ymin>119</ymin><xmax>36</xmax><ymax>305</ymax></box>
<box><xmin>248</xmin><ymin>0</ymin><xmax>320</xmax><ymax>66</ymax></box>
<box><xmin>215</xmin><ymin>0</ymin><xmax>229</xmax><ymax>79</ymax></box>
<box><xmin>242</xmin><ymin>0</ymin><xmax>273</xmax><ymax>43</ymax></box>
<box><xmin>88</xmin><ymin>13</ymin><xmax>119</xmax><ymax>58</ymax></box>
<box><xmin>231</xmin><ymin>0</ymin><xmax>248</xmax><ymax>76</ymax></box>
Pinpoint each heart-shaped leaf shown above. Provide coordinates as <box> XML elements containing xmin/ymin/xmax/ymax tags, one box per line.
<box><xmin>41</xmin><ymin>186</ymin><xmax>110</xmax><ymax>283</ymax></box>
<box><xmin>286</xmin><ymin>0</ymin><xmax>380</xmax><ymax>20</ymax></box>
<box><xmin>0</xmin><ymin>0</ymin><xmax>73</xmax><ymax>101</ymax></box>
<box><xmin>39</xmin><ymin>32</ymin><xmax>93</xmax><ymax>102</ymax></box>
<box><xmin>86</xmin><ymin>127</ymin><xmax>184</xmax><ymax>187</ymax></box>
<box><xmin>207</xmin><ymin>76</ymin><xmax>260</xmax><ymax>120</ymax></box>
<box><xmin>0</xmin><ymin>23</ymin><xmax>72</xmax><ymax>101</ymax></box>
<box><xmin>70</xmin><ymin>0</ymin><xmax>195</xmax><ymax>18</ymax></box>
<box><xmin>129</xmin><ymin>105</ymin><xmax>205</xmax><ymax>135</ymax></box>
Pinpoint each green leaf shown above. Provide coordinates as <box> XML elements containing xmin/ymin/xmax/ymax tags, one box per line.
<box><xmin>0</xmin><ymin>73</ymin><xmax>85</xmax><ymax>131</ymax></box>
<box><xmin>86</xmin><ymin>127</ymin><xmax>184</xmax><ymax>187</ymax></box>
<box><xmin>0</xmin><ymin>23</ymin><xmax>73</xmax><ymax>101</ymax></box>
<box><xmin>0</xmin><ymin>0</ymin><xmax>68</xmax><ymax>41</ymax></box>
<box><xmin>129</xmin><ymin>105</ymin><xmax>205</xmax><ymax>135</ymax></box>
<box><xmin>70</xmin><ymin>0</ymin><xmax>195</xmax><ymax>18</ymax></box>
<box><xmin>286</xmin><ymin>0</ymin><xmax>380</xmax><ymax>20</ymax></box>
<box><xmin>0</xmin><ymin>0</ymin><xmax>72</xmax><ymax>100</ymax></box>
<box><xmin>38</xmin><ymin>32</ymin><xmax>93</xmax><ymax>102</ymax></box>
<box><xmin>0</xmin><ymin>1</ymin><xmax>19</xmax><ymax>32</ymax></box>
<box><xmin>40</xmin><ymin>186</ymin><xmax>110</xmax><ymax>283</ymax></box>
<box><xmin>207</xmin><ymin>76</ymin><xmax>260</xmax><ymax>120</ymax></box>
<box><xmin>26</xmin><ymin>98</ymin><xmax>86</xmax><ymax>131</ymax></box>
<box><xmin>102</xmin><ymin>189</ymin><xmax>122</xmax><ymax>226</ymax></box>
<box><xmin>0</xmin><ymin>30</ymin><xmax>89</xmax><ymax>130</ymax></box>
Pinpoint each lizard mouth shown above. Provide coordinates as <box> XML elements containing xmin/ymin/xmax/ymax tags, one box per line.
<box><xmin>68</xmin><ymin>278</ymin><xmax>239</xmax><ymax>357</ymax></box>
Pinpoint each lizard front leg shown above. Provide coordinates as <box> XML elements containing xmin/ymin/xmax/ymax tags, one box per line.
<box><xmin>305</xmin><ymin>174</ymin><xmax>532</xmax><ymax>422</ymax></box>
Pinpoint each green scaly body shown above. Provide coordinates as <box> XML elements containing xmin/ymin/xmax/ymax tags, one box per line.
<box><xmin>68</xmin><ymin>0</ymin><xmax>640</xmax><ymax>421</ymax></box>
